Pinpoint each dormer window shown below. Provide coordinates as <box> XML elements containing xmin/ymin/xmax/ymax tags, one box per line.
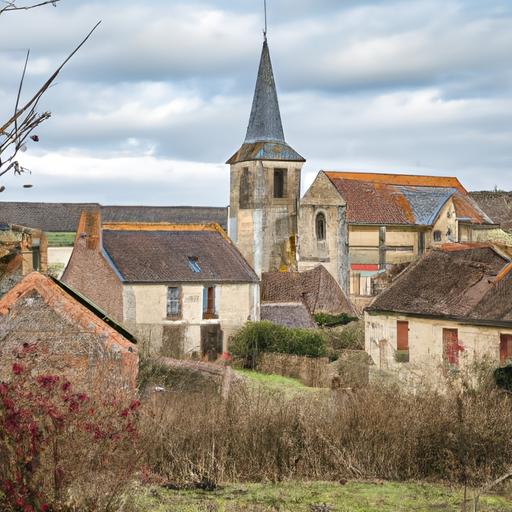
<box><xmin>188</xmin><ymin>257</ymin><xmax>201</xmax><ymax>273</ymax></box>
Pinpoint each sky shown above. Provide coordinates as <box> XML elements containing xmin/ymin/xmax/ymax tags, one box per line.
<box><xmin>0</xmin><ymin>0</ymin><xmax>511</xmax><ymax>206</ymax></box>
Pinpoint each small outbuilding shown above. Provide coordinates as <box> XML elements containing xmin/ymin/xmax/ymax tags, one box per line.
<box><xmin>0</xmin><ymin>272</ymin><xmax>138</xmax><ymax>392</ymax></box>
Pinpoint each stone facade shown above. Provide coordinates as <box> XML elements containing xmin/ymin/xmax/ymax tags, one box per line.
<box><xmin>229</xmin><ymin>158</ymin><xmax>303</xmax><ymax>275</ymax></box>
<box><xmin>62</xmin><ymin>212</ymin><xmax>259</xmax><ymax>360</ymax></box>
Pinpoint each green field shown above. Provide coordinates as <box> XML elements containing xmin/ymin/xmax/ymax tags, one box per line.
<box><xmin>132</xmin><ymin>481</ymin><xmax>512</xmax><ymax>511</ymax></box>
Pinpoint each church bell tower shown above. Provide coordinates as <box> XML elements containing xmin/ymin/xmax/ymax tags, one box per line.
<box><xmin>227</xmin><ymin>38</ymin><xmax>305</xmax><ymax>276</ymax></box>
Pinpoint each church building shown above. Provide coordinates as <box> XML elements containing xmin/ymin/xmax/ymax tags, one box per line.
<box><xmin>228</xmin><ymin>37</ymin><xmax>496</xmax><ymax>296</ymax></box>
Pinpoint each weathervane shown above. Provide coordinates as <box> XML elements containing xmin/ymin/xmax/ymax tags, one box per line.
<box><xmin>263</xmin><ymin>0</ymin><xmax>267</xmax><ymax>41</ymax></box>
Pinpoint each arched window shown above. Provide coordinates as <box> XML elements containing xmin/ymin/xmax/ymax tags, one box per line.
<box><xmin>316</xmin><ymin>212</ymin><xmax>326</xmax><ymax>241</ymax></box>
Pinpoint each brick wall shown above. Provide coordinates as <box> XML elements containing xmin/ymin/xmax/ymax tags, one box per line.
<box><xmin>62</xmin><ymin>211</ymin><xmax>124</xmax><ymax>321</ymax></box>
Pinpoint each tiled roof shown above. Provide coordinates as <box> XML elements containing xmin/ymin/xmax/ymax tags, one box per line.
<box><xmin>102</xmin><ymin>229</ymin><xmax>258</xmax><ymax>284</ymax></box>
<box><xmin>261</xmin><ymin>265</ymin><xmax>358</xmax><ymax>317</ymax></box>
<box><xmin>325</xmin><ymin>174</ymin><xmax>489</xmax><ymax>226</ymax></box>
<box><xmin>0</xmin><ymin>272</ymin><xmax>138</xmax><ymax>390</ymax></box>
<box><xmin>261</xmin><ymin>303</ymin><xmax>318</xmax><ymax>329</ymax></box>
<box><xmin>324</xmin><ymin>172</ymin><xmax>467</xmax><ymax>195</ymax></box>
<box><xmin>468</xmin><ymin>192</ymin><xmax>512</xmax><ymax>232</ymax></box>
<box><xmin>367</xmin><ymin>244</ymin><xmax>510</xmax><ymax>320</ymax></box>
<box><xmin>0</xmin><ymin>202</ymin><xmax>228</xmax><ymax>232</ymax></box>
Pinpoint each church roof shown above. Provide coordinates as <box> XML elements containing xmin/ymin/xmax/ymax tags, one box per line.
<box><xmin>245</xmin><ymin>40</ymin><xmax>284</xmax><ymax>144</ymax></box>
<box><xmin>227</xmin><ymin>40</ymin><xmax>304</xmax><ymax>164</ymax></box>
<box><xmin>323</xmin><ymin>172</ymin><xmax>490</xmax><ymax>226</ymax></box>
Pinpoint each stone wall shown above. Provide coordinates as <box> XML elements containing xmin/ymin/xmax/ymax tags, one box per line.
<box><xmin>257</xmin><ymin>350</ymin><xmax>369</xmax><ymax>388</ymax></box>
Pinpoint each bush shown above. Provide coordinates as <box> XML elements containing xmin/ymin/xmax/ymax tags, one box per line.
<box><xmin>322</xmin><ymin>319</ymin><xmax>365</xmax><ymax>352</ymax></box>
<box><xmin>313</xmin><ymin>312</ymin><xmax>357</xmax><ymax>327</ymax></box>
<box><xmin>229</xmin><ymin>321</ymin><xmax>327</xmax><ymax>365</ymax></box>
<box><xmin>0</xmin><ymin>344</ymin><xmax>142</xmax><ymax>511</ymax></box>
<box><xmin>493</xmin><ymin>365</ymin><xmax>512</xmax><ymax>391</ymax></box>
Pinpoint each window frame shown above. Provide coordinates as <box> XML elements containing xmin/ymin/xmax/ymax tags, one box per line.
<box><xmin>500</xmin><ymin>333</ymin><xmax>512</xmax><ymax>365</ymax></box>
<box><xmin>167</xmin><ymin>286</ymin><xmax>182</xmax><ymax>320</ymax></box>
<box><xmin>273</xmin><ymin>168</ymin><xmax>286</xmax><ymax>199</ymax></box>
<box><xmin>315</xmin><ymin>212</ymin><xmax>326</xmax><ymax>241</ymax></box>
<box><xmin>202</xmin><ymin>286</ymin><xmax>218</xmax><ymax>320</ymax></box>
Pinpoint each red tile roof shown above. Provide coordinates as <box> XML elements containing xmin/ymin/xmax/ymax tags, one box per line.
<box><xmin>324</xmin><ymin>172</ymin><xmax>467</xmax><ymax>195</ymax></box>
<box><xmin>0</xmin><ymin>272</ymin><xmax>138</xmax><ymax>391</ymax></box>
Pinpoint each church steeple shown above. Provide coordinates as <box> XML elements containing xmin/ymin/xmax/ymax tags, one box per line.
<box><xmin>244</xmin><ymin>40</ymin><xmax>285</xmax><ymax>143</ymax></box>
<box><xmin>227</xmin><ymin>39</ymin><xmax>305</xmax><ymax>165</ymax></box>
<box><xmin>227</xmin><ymin>36</ymin><xmax>305</xmax><ymax>276</ymax></box>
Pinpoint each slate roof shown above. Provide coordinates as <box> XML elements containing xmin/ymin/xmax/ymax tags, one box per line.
<box><xmin>0</xmin><ymin>202</ymin><xmax>228</xmax><ymax>232</ymax></box>
<box><xmin>324</xmin><ymin>172</ymin><xmax>491</xmax><ymax>226</ymax></box>
<box><xmin>366</xmin><ymin>243</ymin><xmax>511</xmax><ymax>322</ymax></box>
<box><xmin>260</xmin><ymin>303</ymin><xmax>318</xmax><ymax>329</ymax></box>
<box><xmin>261</xmin><ymin>265</ymin><xmax>358</xmax><ymax>317</ymax></box>
<box><xmin>102</xmin><ymin>229</ymin><xmax>259</xmax><ymax>284</ymax></box>
<box><xmin>227</xmin><ymin>40</ymin><xmax>304</xmax><ymax>164</ymax></box>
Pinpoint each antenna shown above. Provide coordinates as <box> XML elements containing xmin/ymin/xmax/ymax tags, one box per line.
<box><xmin>263</xmin><ymin>0</ymin><xmax>267</xmax><ymax>41</ymax></box>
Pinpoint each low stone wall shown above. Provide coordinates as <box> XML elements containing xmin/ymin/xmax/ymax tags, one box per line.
<box><xmin>258</xmin><ymin>350</ymin><xmax>369</xmax><ymax>388</ymax></box>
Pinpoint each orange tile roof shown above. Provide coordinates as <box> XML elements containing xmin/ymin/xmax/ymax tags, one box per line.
<box><xmin>324</xmin><ymin>171</ymin><xmax>467</xmax><ymax>195</ymax></box>
<box><xmin>0</xmin><ymin>272</ymin><xmax>138</xmax><ymax>390</ymax></box>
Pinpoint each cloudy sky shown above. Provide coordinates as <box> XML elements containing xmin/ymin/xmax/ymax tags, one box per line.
<box><xmin>0</xmin><ymin>0</ymin><xmax>511</xmax><ymax>206</ymax></box>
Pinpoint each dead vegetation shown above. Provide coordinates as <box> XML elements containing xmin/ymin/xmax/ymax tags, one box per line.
<box><xmin>138</xmin><ymin>369</ymin><xmax>512</xmax><ymax>490</ymax></box>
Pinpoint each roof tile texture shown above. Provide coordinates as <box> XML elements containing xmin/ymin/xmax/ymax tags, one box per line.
<box><xmin>0</xmin><ymin>203</ymin><xmax>228</xmax><ymax>232</ymax></box>
<box><xmin>261</xmin><ymin>265</ymin><xmax>358</xmax><ymax>317</ymax></box>
<box><xmin>325</xmin><ymin>173</ymin><xmax>489</xmax><ymax>226</ymax></box>
<box><xmin>367</xmin><ymin>245</ymin><xmax>510</xmax><ymax>320</ymax></box>
<box><xmin>261</xmin><ymin>303</ymin><xmax>318</xmax><ymax>329</ymax></box>
<box><xmin>103</xmin><ymin>229</ymin><xmax>259</xmax><ymax>283</ymax></box>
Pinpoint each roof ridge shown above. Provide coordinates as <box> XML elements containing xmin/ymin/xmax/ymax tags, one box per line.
<box><xmin>324</xmin><ymin>171</ymin><xmax>467</xmax><ymax>195</ymax></box>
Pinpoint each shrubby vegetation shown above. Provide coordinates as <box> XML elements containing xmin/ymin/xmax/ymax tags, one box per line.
<box><xmin>4</xmin><ymin>346</ymin><xmax>512</xmax><ymax>510</ymax></box>
<box><xmin>0</xmin><ymin>345</ymin><xmax>141</xmax><ymax>512</ymax></box>
<box><xmin>313</xmin><ymin>312</ymin><xmax>358</xmax><ymax>326</ymax></box>
<box><xmin>228</xmin><ymin>321</ymin><xmax>328</xmax><ymax>364</ymax></box>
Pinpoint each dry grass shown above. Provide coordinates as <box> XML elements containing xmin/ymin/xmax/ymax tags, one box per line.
<box><xmin>138</xmin><ymin>375</ymin><xmax>512</xmax><ymax>488</ymax></box>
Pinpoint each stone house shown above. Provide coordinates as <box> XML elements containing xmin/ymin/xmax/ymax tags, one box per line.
<box><xmin>62</xmin><ymin>211</ymin><xmax>259</xmax><ymax>359</ymax></box>
<box><xmin>0</xmin><ymin>272</ymin><xmax>138</xmax><ymax>391</ymax></box>
<box><xmin>364</xmin><ymin>243</ymin><xmax>512</xmax><ymax>387</ymax></box>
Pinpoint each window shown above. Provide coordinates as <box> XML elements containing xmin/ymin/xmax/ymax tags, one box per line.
<box><xmin>395</xmin><ymin>320</ymin><xmax>409</xmax><ymax>363</ymax></box>
<box><xmin>203</xmin><ymin>286</ymin><xmax>218</xmax><ymax>319</ymax></box>
<box><xmin>273</xmin><ymin>169</ymin><xmax>285</xmax><ymax>198</ymax></box>
<box><xmin>188</xmin><ymin>257</ymin><xmax>201</xmax><ymax>273</ymax></box>
<box><xmin>443</xmin><ymin>328</ymin><xmax>463</xmax><ymax>366</ymax></box>
<box><xmin>167</xmin><ymin>287</ymin><xmax>181</xmax><ymax>319</ymax></box>
<box><xmin>433</xmin><ymin>230</ymin><xmax>442</xmax><ymax>242</ymax></box>
<box><xmin>316</xmin><ymin>212</ymin><xmax>326</xmax><ymax>241</ymax></box>
<box><xmin>500</xmin><ymin>334</ymin><xmax>511</xmax><ymax>365</ymax></box>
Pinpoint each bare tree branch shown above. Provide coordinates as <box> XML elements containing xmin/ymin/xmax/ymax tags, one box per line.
<box><xmin>0</xmin><ymin>0</ymin><xmax>62</xmax><ymax>15</ymax></box>
<box><xmin>0</xmin><ymin>20</ymin><xmax>101</xmax><ymax>176</ymax></box>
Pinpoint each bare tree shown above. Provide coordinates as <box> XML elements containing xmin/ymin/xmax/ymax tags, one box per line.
<box><xmin>0</xmin><ymin>1</ymin><xmax>100</xmax><ymax>182</ymax></box>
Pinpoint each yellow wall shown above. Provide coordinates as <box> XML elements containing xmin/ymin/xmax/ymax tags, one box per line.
<box><xmin>129</xmin><ymin>282</ymin><xmax>259</xmax><ymax>355</ymax></box>
<box><xmin>365</xmin><ymin>311</ymin><xmax>512</xmax><ymax>389</ymax></box>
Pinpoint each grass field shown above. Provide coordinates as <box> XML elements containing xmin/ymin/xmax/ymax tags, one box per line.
<box><xmin>133</xmin><ymin>481</ymin><xmax>512</xmax><ymax>511</ymax></box>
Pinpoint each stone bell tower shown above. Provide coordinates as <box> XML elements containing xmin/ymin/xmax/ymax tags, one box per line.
<box><xmin>227</xmin><ymin>38</ymin><xmax>305</xmax><ymax>276</ymax></box>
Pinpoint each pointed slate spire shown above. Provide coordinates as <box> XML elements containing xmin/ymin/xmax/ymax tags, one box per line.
<box><xmin>244</xmin><ymin>40</ymin><xmax>285</xmax><ymax>143</ymax></box>
<box><xmin>226</xmin><ymin>39</ymin><xmax>305</xmax><ymax>164</ymax></box>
